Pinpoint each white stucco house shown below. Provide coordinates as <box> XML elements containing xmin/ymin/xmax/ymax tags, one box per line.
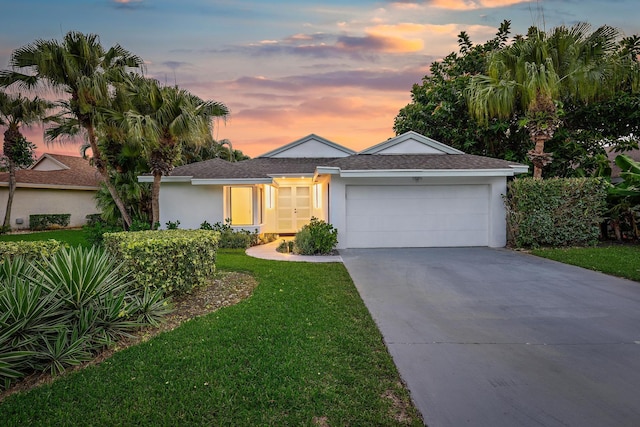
<box><xmin>142</xmin><ymin>131</ymin><xmax>528</xmax><ymax>248</ymax></box>
<box><xmin>0</xmin><ymin>153</ymin><xmax>101</xmax><ymax>229</ymax></box>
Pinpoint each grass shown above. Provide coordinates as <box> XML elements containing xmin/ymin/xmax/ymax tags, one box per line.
<box><xmin>531</xmin><ymin>244</ymin><xmax>640</xmax><ymax>282</ymax></box>
<box><xmin>0</xmin><ymin>249</ymin><xmax>422</xmax><ymax>426</ymax></box>
<box><xmin>0</xmin><ymin>229</ymin><xmax>90</xmax><ymax>247</ymax></box>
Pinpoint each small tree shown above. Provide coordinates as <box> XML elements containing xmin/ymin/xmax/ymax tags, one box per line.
<box><xmin>0</xmin><ymin>92</ymin><xmax>51</xmax><ymax>229</ymax></box>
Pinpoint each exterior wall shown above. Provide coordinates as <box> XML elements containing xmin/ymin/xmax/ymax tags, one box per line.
<box><xmin>328</xmin><ymin>176</ymin><xmax>507</xmax><ymax>249</ymax></box>
<box><xmin>0</xmin><ymin>187</ymin><xmax>99</xmax><ymax>229</ymax></box>
<box><xmin>159</xmin><ymin>183</ymin><xmax>224</xmax><ymax>230</ymax></box>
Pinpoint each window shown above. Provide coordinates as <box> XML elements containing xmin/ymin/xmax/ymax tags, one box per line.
<box><xmin>229</xmin><ymin>187</ymin><xmax>253</xmax><ymax>226</ymax></box>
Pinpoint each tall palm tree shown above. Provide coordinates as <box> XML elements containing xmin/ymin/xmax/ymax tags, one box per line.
<box><xmin>0</xmin><ymin>31</ymin><xmax>144</xmax><ymax>227</ymax></box>
<box><xmin>467</xmin><ymin>23</ymin><xmax>639</xmax><ymax>178</ymax></box>
<box><xmin>0</xmin><ymin>91</ymin><xmax>52</xmax><ymax>228</ymax></box>
<box><xmin>114</xmin><ymin>76</ymin><xmax>229</xmax><ymax>227</ymax></box>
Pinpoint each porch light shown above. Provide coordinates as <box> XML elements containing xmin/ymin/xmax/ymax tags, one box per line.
<box><xmin>313</xmin><ymin>183</ymin><xmax>322</xmax><ymax>208</ymax></box>
<box><xmin>265</xmin><ymin>185</ymin><xmax>275</xmax><ymax>209</ymax></box>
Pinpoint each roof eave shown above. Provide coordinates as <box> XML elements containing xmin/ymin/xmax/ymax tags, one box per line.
<box><xmin>191</xmin><ymin>178</ymin><xmax>273</xmax><ymax>185</ymax></box>
<box><xmin>0</xmin><ymin>182</ymin><xmax>99</xmax><ymax>190</ymax></box>
<box><xmin>333</xmin><ymin>168</ymin><xmax>522</xmax><ymax>178</ymax></box>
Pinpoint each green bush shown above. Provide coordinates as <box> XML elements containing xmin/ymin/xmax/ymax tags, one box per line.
<box><xmin>505</xmin><ymin>177</ymin><xmax>609</xmax><ymax>248</ymax></box>
<box><xmin>0</xmin><ymin>247</ymin><xmax>172</xmax><ymax>390</ymax></box>
<box><xmin>293</xmin><ymin>217</ymin><xmax>338</xmax><ymax>255</ymax></box>
<box><xmin>29</xmin><ymin>214</ymin><xmax>71</xmax><ymax>230</ymax></box>
<box><xmin>200</xmin><ymin>220</ymin><xmax>259</xmax><ymax>249</ymax></box>
<box><xmin>83</xmin><ymin>221</ymin><xmax>123</xmax><ymax>247</ymax></box>
<box><xmin>103</xmin><ymin>230</ymin><xmax>219</xmax><ymax>296</ymax></box>
<box><xmin>0</xmin><ymin>240</ymin><xmax>66</xmax><ymax>260</ymax></box>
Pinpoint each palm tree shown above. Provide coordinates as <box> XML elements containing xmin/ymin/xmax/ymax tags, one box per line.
<box><xmin>467</xmin><ymin>23</ymin><xmax>639</xmax><ymax>178</ymax></box>
<box><xmin>0</xmin><ymin>91</ymin><xmax>52</xmax><ymax>229</ymax></box>
<box><xmin>115</xmin><ymin>76</ymin><xmax>229</xmax><ymax>227</ymax></box>
<box><xmin>0</xmin><ymin>31</ymin><xmax>144</xmax><ymax>227</ymax></box>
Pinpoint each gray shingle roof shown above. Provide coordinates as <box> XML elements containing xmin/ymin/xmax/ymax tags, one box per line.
<box><xmin>168</xmin><ymin>154</ymin><xmax>524</xmax><ymax>179</ymax></box>
<box><xmin>326</xmin><ymin>154</ymin><xmax>523</xmax><ymax>170</ymax></box>
<box><xmin>170</xmin><ymin>158</ymin><xmax>340</xmax><ymax>179</ymax></box>
<box><xmin>0</xmin><ymin>154</ymin><xmax>101</xmax><ymax>188</ymax></box>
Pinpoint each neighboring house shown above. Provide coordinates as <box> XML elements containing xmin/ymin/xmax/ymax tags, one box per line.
<box><xmin>144</xmin><ymin>132</ymin><xmax>528</xmax><ymax>248</ymax></box>
<box><xmin>0</xmin><ymin>153</ymin><xmax>101</xmax><ymax>229</ymax></box>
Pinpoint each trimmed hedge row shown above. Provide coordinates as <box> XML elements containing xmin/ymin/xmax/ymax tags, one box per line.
<box><xmin>0</xmin><ymin>240</ymin><xmax>66</xmax><ymax>260</ymax></box>
<box><xmin>103</xmin><ymin>230</ymin><xmax>220</xmax><ymax>296</ymax></box>
<box><xmin>505</xmin><ymin>177</ymin><xmax>608</xmax><ymax>248</ymax></box>
<box><xmin>29</xmin><ymin>214</ymin><xmax>70</xmax><ymax>230</ymax></box>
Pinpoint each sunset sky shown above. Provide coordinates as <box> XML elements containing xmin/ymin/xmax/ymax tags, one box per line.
<box><xmin>1</xmin><ymin>0</ymin><xmax>639</xmax><ymax>158</ymax></box>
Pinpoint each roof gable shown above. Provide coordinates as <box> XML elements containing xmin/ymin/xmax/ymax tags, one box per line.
<box><xmin>30</xmin><ymin>154</ymin><xmax>71</xmax><ymax>171</ymax></box>
<box><xmin>360</xmin><ymin>131</ymin><xmax>464</xmax><ymax>155</ymax></box>
<box><xmin>0</xmin><ymin>154</ymin><xmax>100</xmax><ymax>189</ymax></box>
<box><xmin>259</xmin><ymin>134</ymin><xmax>355</xmax><ymax>158</ymax></box>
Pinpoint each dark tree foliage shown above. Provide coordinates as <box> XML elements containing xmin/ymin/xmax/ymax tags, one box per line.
<box><xmin>394</xmin><ymin>21</ymin><xmax>640</xmax><ymax>178</ymax></box>
<box><xmin>394</xmin><ymin>20</ymin><xmax>531</xmax><ymax>163</ymax></box>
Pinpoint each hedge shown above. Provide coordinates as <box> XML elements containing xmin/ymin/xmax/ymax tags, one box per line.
<box><xmin>29</xmin><ymin>214</ymin><xmax>71</xmax><ymax>230</ymax></box>
<box><xmin>505</xmin><ymin>177</ymin><xmax>608</xmax><ymax>248</ymax></box>
<box><xmin>103</xmin><ymin>230</ymin><xmax>220</xmax><ymax>296</ymax></box>
<box><xmin>0</xmin><ymin>240</ymin><xmax>66</xmax><ymax>260</ymax></box>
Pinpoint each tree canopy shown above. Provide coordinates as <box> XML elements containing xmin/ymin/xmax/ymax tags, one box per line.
<box><xmin>394</xmin><ymin>21</ymin><xmax>640</xmax><ymax>178</ymax></box>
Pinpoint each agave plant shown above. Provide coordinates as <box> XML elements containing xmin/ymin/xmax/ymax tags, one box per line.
<box><xmin>35</xmin><ymin>246</ymin><xmax>132</xmax><ymax>311</ymax></box>
<box><xmin>131</xmin><ymin>288</ymin><xmax>174</xmax><ymax>327</ymax></box>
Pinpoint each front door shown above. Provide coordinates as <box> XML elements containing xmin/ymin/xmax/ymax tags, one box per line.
<box><xmin>277</xmin><ymin>185</ymin><xmax>311</xmax><ymax>233</ymax></box>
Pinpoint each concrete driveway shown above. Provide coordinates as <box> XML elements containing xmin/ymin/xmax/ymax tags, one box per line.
<box><xmin>340</xmin><ymin>248</ymin><xmax>640</xmax><ymax>427</ymax></box>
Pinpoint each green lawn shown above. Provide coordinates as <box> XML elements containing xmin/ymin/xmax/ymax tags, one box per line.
<box><xmin>0</xmin><ymin>249</ymin><xmax>422</xmax><ymax>426</ymax></box>
<box><xmin>0</xmin><ymin>229</ymin><xmax>90</xmax><ymax>247</ymax></box>
<box><xmin>531</xmin><ymin>244</ymin><xmax>640</xmax><ymax>282</ymax></box>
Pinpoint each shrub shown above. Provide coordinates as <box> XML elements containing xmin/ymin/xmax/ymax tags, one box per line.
<box><xmin>103</xmin><ymin>230</ymin><xmax>219</xmax><ymax>296</ymax></box>
<box><xmin>83</xmin><ymin>221</ymin><xmax>123</xmax><ymax>247</ymax></box>
<box><xmin>276</xmin><ymin>239</ymin><xmax>294</xmax><ymax>253</ymax></box>
<box><xmin>0</xmin><ymin>240</ymin><xmax>66</xmax><ymax>260</ymax></box>
<box><xmin>29</xmin><ymin>214</ymin><xmax>71</xmax><ymax>231</ymax></box>
<box><xmin>293</xmin><ymin>217</ymin><xmax>338</xmax><ymax>255</ymax></box>
<box><xmin>0</xmin><ymin>247</ymin><xmax>172</xmax><ymax>390</ymax></box>
<box><xmin>200</xmin><ymin>220</ymin><xmax>259</xmax><ymax>249</ymax></box>
<box><xmin>505</xmin><ymin>177</ymin><xmax>609</xmax><ymax>248</ymax></box>
<box><xmin>165</xmin><ymin>220</ymin><xmax>180</xmax><ymax>230</ymax></box>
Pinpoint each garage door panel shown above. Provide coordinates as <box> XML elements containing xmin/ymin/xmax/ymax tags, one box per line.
<box><xmin>345</xmin><ymin>185</ymin><xmax>489</xmax><ymax>248</ymax></box>
<box><xmin>348</xmin><ymin>213</ymin><xmax>489</xmax><ymax>232</ymax></box>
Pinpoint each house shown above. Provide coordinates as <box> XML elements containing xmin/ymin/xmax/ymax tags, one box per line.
<box><xmin>144</xmin><ymin>132</ymin><xmax>528</xmax><ymax>248</ymax></box>
<box><xmin>0</xmin><ymin>153</ymin><xmax>101</xmax><ymax>229</ymax></box>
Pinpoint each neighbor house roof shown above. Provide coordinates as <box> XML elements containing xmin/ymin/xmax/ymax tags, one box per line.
<box><xmin>0</xmin><ymin>153</ymin><xmax>101</xmax><ymax>190</ymax></box>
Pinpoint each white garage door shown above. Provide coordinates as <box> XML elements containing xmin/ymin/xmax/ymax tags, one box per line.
<box><xmin>345</xmin><ymin>185</ymin><xmax>489</xmax><ymax>248</ymax></box>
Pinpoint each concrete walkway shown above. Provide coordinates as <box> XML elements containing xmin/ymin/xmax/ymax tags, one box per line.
<box><xmin>245</xmin><ymin>239</ymin><xmax>342</xmax><ymax>263</ymax></box>
<box><xmin>341</xmin><ymin>247</ymin><xmax>640</xmax><ymax>427</ymax></box>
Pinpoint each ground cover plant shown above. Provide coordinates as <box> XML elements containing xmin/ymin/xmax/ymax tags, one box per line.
<box><xmin>0</xmin><ymin>249</ymin><xmax>422</xmax><ymax>425</ymax></box>
<box><xmin>532</xmin><ymin>244</ymin><xmax>640</xmax><ymax>282</ymax></box>
<box><xmin>0</xmin><ymin>229</ymin><xmax>89</xmax><ymax>248</ymax></box>
<box><xmin>0</xmin><ymin>246</ymin><xmax>171</xmax><ymax>391</ymax></box>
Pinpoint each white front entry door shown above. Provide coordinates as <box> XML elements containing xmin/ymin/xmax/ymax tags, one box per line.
<box><xmin>277</xmin><ymin>185</ymin><xmax>312</xmax><ymax>233</ymax></box>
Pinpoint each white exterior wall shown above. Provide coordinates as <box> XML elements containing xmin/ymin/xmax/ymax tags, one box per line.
<box><xmin>159</xmin><ymin>183</ymin><xmax>224</xmax><ymax>229</ymax></box>
<box><xmin>0</xmin><ymin>187</ymin><xmax>99</xmax><ymax>229</ymax></box>
<box><xmin>328</xmin><ymin>176</ymin><xmax>507</xmax><ymax>249</ymax></box>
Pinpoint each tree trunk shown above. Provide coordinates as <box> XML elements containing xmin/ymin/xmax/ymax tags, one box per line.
<box><xmin>2</xmin><ymin>160</ymin><xmax>16</xmax><ymax>229</ymax></box>
<box><xmin>85</xmin><ymin>124</ymin><xmax>133</xmax><ymax>229</ymax></box>
<box><xmin>151</xmin><ymin>172</ymin><xmax>161</xmax><ymax>229</ymax></box>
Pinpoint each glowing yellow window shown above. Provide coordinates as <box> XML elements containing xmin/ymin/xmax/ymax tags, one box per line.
<box><xmin>230</xmin><ymin>187</ymin><xmax>253</xmax><ymax>226</ymax></box>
